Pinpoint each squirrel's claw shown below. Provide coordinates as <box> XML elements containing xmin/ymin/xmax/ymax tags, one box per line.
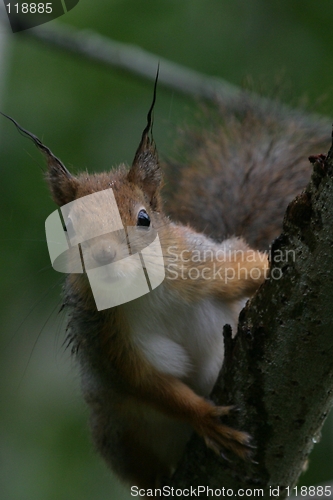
<box><xmin>199</xmin><ymin>405</ymin><xmax>255</xmax><ymax>462</ymax></box>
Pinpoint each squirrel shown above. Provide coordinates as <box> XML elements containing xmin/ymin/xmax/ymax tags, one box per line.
<box><xmin>1</xmin><ymin>85</ymin><xmax>329</xmax><ymax>494</ymax></box>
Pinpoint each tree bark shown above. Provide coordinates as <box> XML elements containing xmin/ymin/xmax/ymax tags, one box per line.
<box><xmin>170</xmin><ymin>149</ymin><xmax>333</xmax><ymax>497</ymax></box>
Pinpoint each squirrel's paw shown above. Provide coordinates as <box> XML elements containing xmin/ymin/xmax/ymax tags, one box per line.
<box><xmin>198</xmin><ymin>405</ymin><xmax>253</xmax><ymax>461</ymax></box>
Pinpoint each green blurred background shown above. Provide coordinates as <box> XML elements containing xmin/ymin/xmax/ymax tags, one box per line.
<box><xmin>1</xmin><ymin>1</ymin><xmax>333</xmax><ymax>498</ymax></box>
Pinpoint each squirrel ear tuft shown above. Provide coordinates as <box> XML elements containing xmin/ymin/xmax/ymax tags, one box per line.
<box><xmin>0</xmin><ymin>112</ymin><xmax>78</xmax><ymax>206</ymax></box>
<box><xmin>127</xmin><ymin>69</ymin><xmax>162</xmax><ymax>208</ymax></box>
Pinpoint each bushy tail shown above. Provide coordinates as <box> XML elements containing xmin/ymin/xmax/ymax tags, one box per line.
<box><xmin>163</xmin><ymin>95</ymin><xmax>330</xmax><ymax>249</ymax></box>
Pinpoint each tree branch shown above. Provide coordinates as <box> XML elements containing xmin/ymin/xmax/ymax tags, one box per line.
<box><xmin>0</xmin><ymin>16</ymin><xmax>329</xmax><ymax>133</ymax></box>
<box><xmin>1</xmin><ymin>16</ymin><xmax>239</xmax><ymax>103</ymax></box>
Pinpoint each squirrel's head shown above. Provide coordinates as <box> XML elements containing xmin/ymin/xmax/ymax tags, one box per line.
<box><xmin>42</xmin><ymin>120</ymin><xmax>163</xmax><ymax>226</ymax></box>
<box><xmin>0</xmin><ymin>87</ymin><xmax>166</xmax><ymax>308</ymax></box>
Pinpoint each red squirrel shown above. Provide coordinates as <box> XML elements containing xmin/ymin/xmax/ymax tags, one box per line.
<box><xmin>1</xmin><ymin>87</ymin><xmax>328</xmax><ymax>493</ymax></box>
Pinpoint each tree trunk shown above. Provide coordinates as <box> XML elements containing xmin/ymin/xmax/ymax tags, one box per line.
<box><xmin>171</xmin><ymin>149</ymin><xmax>333</xmax><ymax>498</ymax></box>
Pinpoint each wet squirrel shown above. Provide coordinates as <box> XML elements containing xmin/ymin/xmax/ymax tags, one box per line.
<box><xmin>1</xmin><ymin>86</ymin><xmax>329</xmax><ymax>493</ymax></box>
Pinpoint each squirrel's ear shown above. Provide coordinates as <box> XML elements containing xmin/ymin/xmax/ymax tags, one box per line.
<box><xmin>0</xmin><ymin>113</ymin><xmax>78</xmax><ymax>206</ymax></box>
<box><xmin>128</xmin><ymin>133</ymin><xmax>162</xmax><ymax>208</ymax></box>
<box><xmin>44</xmin><ymin>154</ymin><xmax>78</xmax><ymax>207</ymax></box>
<box><xmin>127</xmin><ymin>70</ymin><xmax>162</xmax><ymax>208</ymax></box>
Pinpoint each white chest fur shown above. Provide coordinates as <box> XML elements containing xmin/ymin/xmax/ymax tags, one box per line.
<box><xmin>123</xmin><ymin>283</ymin><xmax>244</xmax><ymax>396</ymax></box>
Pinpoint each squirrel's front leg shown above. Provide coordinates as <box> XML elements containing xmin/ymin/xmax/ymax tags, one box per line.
<box><xmin>122</xmin><ymin>358</ymin><xmax>252</xmax><ymax>459</ymax></box>
<box><xmin>210</xmin><ymin>247</ymin><xmax>269</xmax><ymax>300</ymax></box>
<box><xmin>165</xmin><ymin>238</ymin><xmax>269</xmax><ymax>302</ymax></box>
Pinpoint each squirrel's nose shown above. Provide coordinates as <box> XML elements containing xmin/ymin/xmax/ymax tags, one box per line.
<box><xmin>93</xmin><ymin>245</ymin><xmax>117</xmax><ymax>265</ymax></box>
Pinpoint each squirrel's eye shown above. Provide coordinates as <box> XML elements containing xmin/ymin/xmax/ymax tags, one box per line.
<box><xmin>137</xmin><ymin>209</ymin><xmax>150</xmax><ymax>227</ymax></box>
<box><xmin>65</xmin><ymin>217</ymin><xmax>75</xmax><ymax>236</ymax></box>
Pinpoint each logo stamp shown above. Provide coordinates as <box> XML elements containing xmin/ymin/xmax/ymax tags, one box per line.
<box><xmin>45</xmin><ymin>188</ymin><xmax>165</xmax><ymax>311</ymax></box>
